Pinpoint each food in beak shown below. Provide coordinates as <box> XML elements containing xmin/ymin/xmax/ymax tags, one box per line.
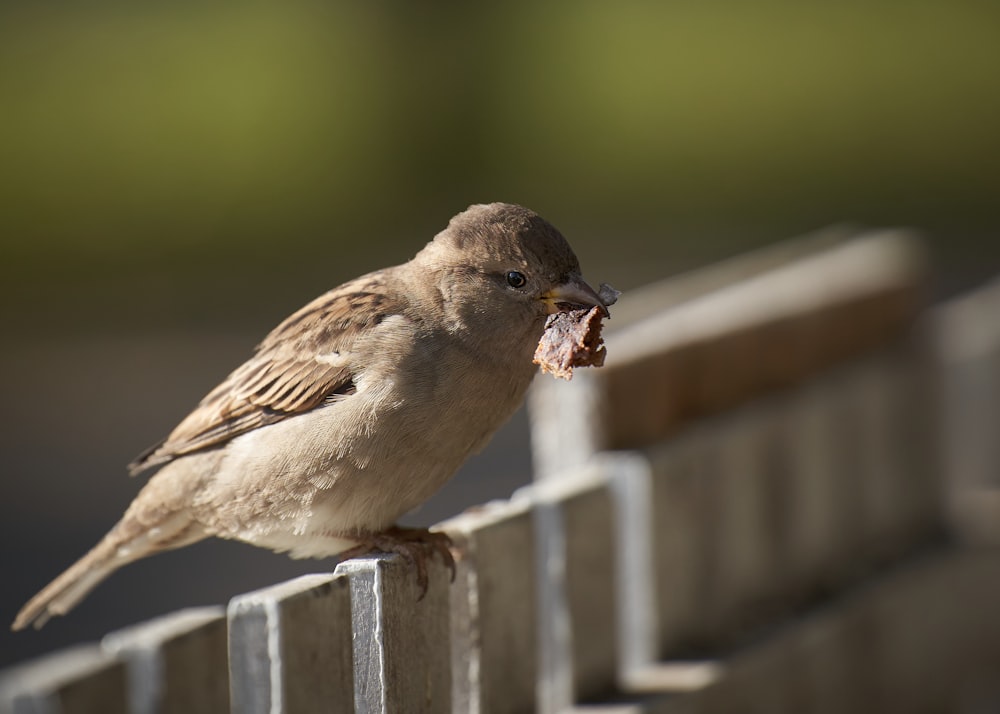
<box><xmin>534</xmin><ymin>283</ymin><xmax>620</xmax><ymax>380</ymax></box>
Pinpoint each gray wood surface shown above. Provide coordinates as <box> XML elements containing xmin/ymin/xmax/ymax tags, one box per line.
<box><xmin>335</xmin><ymin>554</ymin><xmax>451</xmax><ymax>714</ymax></box>
<box><xmin>439</xmin><ymin>498</ymin><xmax>537</xmax><ymax>714</ymax></box>
<box><xmin>701</xmin><ymin>402</ymin><xmax>788</xmax><ymax>645</ymax></box>
<box><xmin>102</xmin><ymin>607</ymin><xmax>228</xmax><ymax>714</ymax></box>
<box><xmin>626</xmin><ymin>433</ymin><xmax>714</xmax><ymax>663</ymax></box>
<box><xmin>628</xmin><ymin>548</ymin><xmax>1000</xmax><ymax>713</ymax></box>
<box><xmin>937</xmin><ymin>276</ymin><xmax>1000</xmax><ymax>543</ymax></box>
<box><xmin>228</xmin><ymin>574</ymin><xmax>353</xmax><ymax>714</ymax></box>
<box><xmin>533</xmin><ymin>467</ymin><xmax>619</xmax><ymax>713</ymax></box>
<box><xmin>0</xmin><ymin>645</ymin><xmax>128</xmax><ymax>714</ymax></box>
<box><xmin>781</xmin><ymin>371</ymin><xmax>861</xmax><ymax>594</ymax></box>
<box><xmin>615</xmin><ymin>335</ymin><xmax>945</xmax><ymax>663</ymax></box>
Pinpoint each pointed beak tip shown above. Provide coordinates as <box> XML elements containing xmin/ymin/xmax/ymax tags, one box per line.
<box><xmin>543</xmin><ymin>278</ymin><xmax>609</xmax><ymax>317</ymax></box>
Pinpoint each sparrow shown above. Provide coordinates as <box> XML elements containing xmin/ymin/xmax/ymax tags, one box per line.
<box><xmin>13</xmin><ymin>202</ymin><xmax>608</xmax><ymax>630</ymax></box>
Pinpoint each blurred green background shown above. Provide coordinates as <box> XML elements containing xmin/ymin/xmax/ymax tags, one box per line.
<box><xmin>3</xmin><ymin>0</ymin><xmax>999</xmax><ymax>332</ymax></box>
<box><xmin>2</xmin><ymin>0</ymin><xmax>998</xmax><ymax>665</ymax></box>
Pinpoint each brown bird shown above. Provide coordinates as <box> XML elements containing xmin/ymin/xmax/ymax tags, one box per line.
<box><xmin>13</xmin><ymin>202</ymin><xmax>607</xmax><ymax>630</ymax></box>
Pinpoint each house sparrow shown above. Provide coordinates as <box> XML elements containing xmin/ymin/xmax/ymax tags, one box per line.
<box><xmin>12</xmin><ymin>202</ymin><xmax>608</xmax><ymax>630</ymax></box>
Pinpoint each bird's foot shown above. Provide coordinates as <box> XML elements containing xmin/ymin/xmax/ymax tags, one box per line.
<box><xmin>338</xmin><ymin>526</ymin><xmax>456</xmax><ymax>599</ymax></box>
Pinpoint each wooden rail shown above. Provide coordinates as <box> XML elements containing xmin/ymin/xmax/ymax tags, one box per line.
<box><xmin>4</xmin><ymin>228</ymin><xmax>999</xmax><ymax>713</ymax></box>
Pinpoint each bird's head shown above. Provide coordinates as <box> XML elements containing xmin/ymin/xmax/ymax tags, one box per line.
<box><xmin>414</xmin><ymin>203</ymin><xmax>607</xmax><ymax>342</ymax></box>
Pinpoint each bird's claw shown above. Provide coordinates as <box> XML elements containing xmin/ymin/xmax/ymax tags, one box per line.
<box><xmin>339</xmin><ymin>526</ymin><xmax>456</xmax><ymax>599</ymax></box>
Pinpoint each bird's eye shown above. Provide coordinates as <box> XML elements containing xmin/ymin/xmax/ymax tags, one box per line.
<box><xmin>505</xmin><ymin>271</ymin><xmax>527</xmax><ymax>288</ymax></box>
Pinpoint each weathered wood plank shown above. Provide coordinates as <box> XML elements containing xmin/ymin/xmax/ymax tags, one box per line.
<box><xmin>533</xmin><ymin>467</ymin><xmax>619</xmax><ymax>713</ymax></box>
<box><xmin>935</xmin><ymin>275</ymin><xmax>1000</xmax><ymax>543</ymax></box>
<box><xmin>227</xmin><ymin>573</ymin><xmax>353</xmax><ymax>714</ymax></box>
<box><xmin>601</xmin><ymin>225</ymin><xmax>857</xmax><ymax>330</ymax></box>
<box><xmin>604</xmin><ymin>453</ymin><xmax>658</xmax><ymax>678</ymax></box>
<box><xmin>567</xmin><ymin>692</ymin><xmax>700</xmax><ymax>714</ymax></box>
<box><xmin>644</xmin><ymin>426</ymin><xmax>721</xmax><ymax>656</ymax></box>
<box><xmin>848</xmin><ymin>336</ymin><xmax>942</xmax><ymax>559</ymax></box>
<box><xmin>616</xmin><ymin>402</ymin><xmax>793</xmax><ymax>659</ymax></box>
<box><xmin>616</xmin><ymin>336</ymin><xmax>943</xmax><ymax>667</ymax></box>
<box><xmin>700</xmin><ymin>402</ymin><xmax>790</xmax><ymax>646</ymax></box>
<box><xmin>438</xmin><ymin>498</ymin><xmax>537</xmax><ymax>714</ymax></box>
<box><xmin>334</xmin><ymin>554</ymin><xmax>451</xmax><ymax>714</ymax></box>
<box><xmin>627</xmin><ymin>548</ymin><xmax>1000</xmax><ymax>713</ymax></box>
<box><xmin>101</xmin><ymin>607</ymin><xmax>227</xmax><ymax>714</ymax></box>
<box><xmin>0</xmin><ymin>645</ymin><xmax>128</xmax><ymax>714</ymax></box>
<box><xmin>780</xmin><ymin>369</ymin><xmax>862</xmax><ymax>595</ymax></box>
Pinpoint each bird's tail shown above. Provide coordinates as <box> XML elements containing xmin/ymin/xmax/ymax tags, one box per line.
<box><xmin>12</xmin><ymin>512</ymin><xmax>205</xmax><ymax>631</ymax></box>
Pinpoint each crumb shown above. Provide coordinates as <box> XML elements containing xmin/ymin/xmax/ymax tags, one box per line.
<box><xmin>533</xmin><ymin>284</ymin><xmax>619</xmax><ymax>380</ymax></box>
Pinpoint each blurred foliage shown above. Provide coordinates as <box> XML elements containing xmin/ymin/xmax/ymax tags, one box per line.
<box><xmin>1</xmin><ymin>0</ymin><xmax>998</xmax><ymax>332</ymax></box>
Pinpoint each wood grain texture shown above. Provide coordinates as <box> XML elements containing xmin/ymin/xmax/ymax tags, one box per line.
<box><xmin>102</xmin><ymin>607</ymin><xmax>228</xmax><ymax>714</ymax></box>
<box><xmin>335</xmin><ymin>555</ymin><xmax>452</xmax><ymax>714</ymax></box>
<box><xmin>228</xmin><ymin>574</ymin><xmax>353</xmax><ymax>714</ymax></box>
<box><xmin>440</xmin><ymin>498</ymin><xmax>538</xmax><ymax>714</ymax></box>
<box><xmin>533</xmin><ymin>467</ymin><xmax>620</xmax><ymax>712</ymax></box>
<box><xmin>0</xmin><ymin>645</ymin><xmax>128</xmax><ymax>714</ymax></box>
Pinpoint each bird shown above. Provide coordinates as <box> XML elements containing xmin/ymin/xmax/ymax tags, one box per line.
<box><xmin>12</xmin><ymin>202</ymin><xmax>608</xmax><ymax>630</ymax></box>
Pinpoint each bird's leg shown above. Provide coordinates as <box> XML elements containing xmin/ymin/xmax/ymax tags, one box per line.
<box><xmin>337</xmin><ymin>526</ymin><xmax>456</xmax><ymax>598</ymax></box>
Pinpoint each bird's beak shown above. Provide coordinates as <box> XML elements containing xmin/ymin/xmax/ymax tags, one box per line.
<box><xmin>540</xmin><ymin>275</ymin><xmax>610</xmax><ymax>317</ymax></box>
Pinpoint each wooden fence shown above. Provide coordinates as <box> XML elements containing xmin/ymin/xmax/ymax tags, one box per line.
<box><xmin>3</xmin><ymin>229</ymin><xmax>1000</xmax><ymax>713</ymax></box>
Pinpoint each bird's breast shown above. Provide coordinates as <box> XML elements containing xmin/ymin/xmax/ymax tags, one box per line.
<box><xmin>197</xmin><ymin>320</ymin><xmax>540</xmax><ymax>547</ymax></box>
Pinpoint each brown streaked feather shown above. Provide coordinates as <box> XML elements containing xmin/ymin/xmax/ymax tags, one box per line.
<box><xmin>128</xmin><ymin>273</ymin><xmax>402</xmax><ymax>476</ymax></box>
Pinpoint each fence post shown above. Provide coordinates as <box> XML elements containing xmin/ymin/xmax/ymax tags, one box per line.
<box><xmin>532</xmin><ymin>466</ymin><xmax>619</xmax><ymax>712</ymax></box>
<box><xmin>228</xmin><ymin>573</ymin><xmax>354</xmax><ymax>714</ymax></box>
<box><xmin>101</xmin><ymin>607</ymin><xmax>228</xmax><ymax>714</ymax></box>
<box><xmin>335</xmin><ymin>554</ymin><xmax>451</xmax><ymax>713</ymax></box>
<box><xmin>439</xmin><ymin>498</ymin><xmax>537</xmax><ymax>714</ymax></box>
<box><xmin>935</xmin><ymin>276</ymin><xmax>1000</xmax><ymax>543</ymax></box>
<box><xmin>0</xmin><ymin>645</ymin><xmax>128</xmax><ymax>714</ymax></box>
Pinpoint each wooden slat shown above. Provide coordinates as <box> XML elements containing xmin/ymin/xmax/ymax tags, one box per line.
<box><xmin>604</xmin><ymin>225</ymin><xmax>858</xmax><ymax>329</ymax></box>
<box><xmin>648</xmin><ymin>421</ymin><xmax>733</xmax><ymax>654</ymax></box>
<box><xmin>778</xmin><ymin>334</ymin><xmax>943</xmax><ymax>597</ymax></box>
<box><xmin>780</xmin><ymin>369</ymin><xmax>862</xmax><ymax>595</ymax></box>
<box><xmin>567</xmin><ymin>694</ymin><xmax>699</xmax><ymax>714</ymax></box>
<box><xmin>700</xmin><ymin>401</ymin><xmax>791</xmax><ymax>646</ymax></box>
<box><xmin>847</xmin><ymin>337</ymin><xmax>942</xmax><ymax>556</ymax></box>
<box><xmin>102</xmin><ymin>607</ymin><xmax>227</xmax><ymax>714</ymax></box>
<box><xmin>609</xmin><ymin>440</ymin><xmax>711</xmax><ymax>669</ymax></box>
<box><xmin>613</xmin><ymin>403</ymin><xmax>795</xmax><ymax>661</ymax></box>
<box><xmin>0</xmin><ymin>645</ymin><xmax>128</xmax><ymax>714</ymax></box>
<box><xmin>935</xmin><ymin>275</ymin><xmax>1000</xmax><ymax>543</ymax></box>
<box><xmin>603</xmin><ymin>452</ymin><xmax>660</xmax><ymax>678</ymax></box>
<box><xmin>227</xmin><ymin>574</ymin><xmax>353</xmax><ymax>714</ymax></box>
<box><xmin>334</xmin><ymin>554</ymin><xmax>451</xmax><ymax>714</ymax></box>
<box><xmin>614</xmin><ymin>337</ymin><xmax>943</xmax><ymax>668</ymax></box>
<box><xmin>533</xmin><ymin>467</ymin><xmax>620</xmax><ymax>713</ymax></box>
<box><xmin>439</xmin><ymin>498</ymin><xmax>537</xmax><ymax>714</ymax></box>
<box><xmin>628</xmin><ymin>548</ymin><xmax>1000</xmax><ymax>713</ymax></box>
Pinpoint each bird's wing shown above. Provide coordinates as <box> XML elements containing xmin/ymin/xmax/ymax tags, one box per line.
<box><xmin>128</xmin><ymin>272</ymin><xmax>405</xmax><ymax>475</ymax></box>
